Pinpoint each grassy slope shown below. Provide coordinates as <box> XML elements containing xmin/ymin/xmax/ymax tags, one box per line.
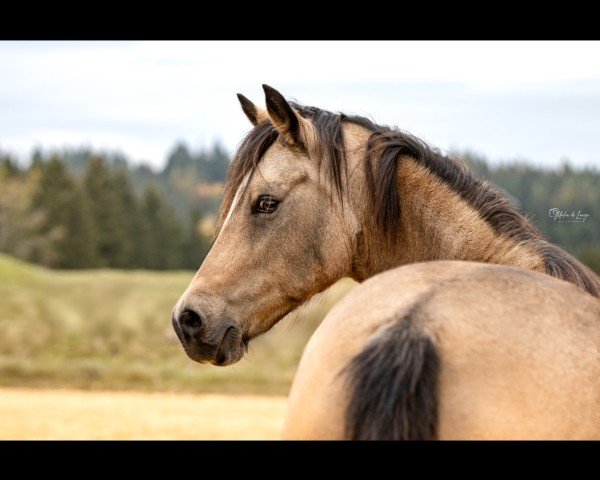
<box><xmin>0</xmin><ymin>254</ymin><xmax>355</xmax><ymax>395</ymax></box>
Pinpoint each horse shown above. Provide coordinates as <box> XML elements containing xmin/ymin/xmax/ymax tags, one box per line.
<box><xmin>171</xmin><ymin>84</ymin><xmax>599</xmax><ymax>368</ymax></box>
<box><xmin>283</xmin><ymin>261</ymin><xmax>600</xmax><ymax>439</ymax></box>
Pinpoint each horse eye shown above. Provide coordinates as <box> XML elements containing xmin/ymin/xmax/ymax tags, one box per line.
<box><xmin>253</xmin><ymin>196</ymin><xmax>279</xmax><ymax>214</ymax></box>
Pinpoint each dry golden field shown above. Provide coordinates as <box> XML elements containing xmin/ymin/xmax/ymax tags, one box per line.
<box><xmin>0</xmin><ymin>253</ymin><xmax>355</xmax><ymax>395</ymax></box>
<box><xmin>0</xmin><ymin>387</ymin><xmax>287</xmax><ymax>440</ymax></box>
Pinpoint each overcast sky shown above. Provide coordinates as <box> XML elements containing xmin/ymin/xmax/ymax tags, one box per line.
<box><xmin>1</xmin><ymin>41</ymin><xmax>600</xmax><ymax>169</ymax></box>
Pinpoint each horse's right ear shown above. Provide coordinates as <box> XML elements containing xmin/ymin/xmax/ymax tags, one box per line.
<box><xmin>237</xmin><ymin>93</ymin><xmax>268</xmax><ymax>126</ymax></box>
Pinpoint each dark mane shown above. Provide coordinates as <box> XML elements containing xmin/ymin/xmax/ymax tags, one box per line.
<box><xmin>221</xmin><ymin>103</ymin><xmax>600</xmax><ymax>298</ymax></box>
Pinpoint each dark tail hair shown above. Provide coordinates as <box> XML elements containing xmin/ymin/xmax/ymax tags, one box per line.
<box><xmin>344</xmin><ymin>319</ymin><xmax>440</xmax><ymax>440</ymax></box>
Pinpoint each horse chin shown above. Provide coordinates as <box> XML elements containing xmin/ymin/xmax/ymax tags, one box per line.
<box><xmin>231</xmin><ymin>303</ymin><xmax>305</xmax><ymax>363</ymax></box>
<box><xmin>211</xmin><ymin>350</ymin><xmax>244</xmax><ymax>367</ymax></box>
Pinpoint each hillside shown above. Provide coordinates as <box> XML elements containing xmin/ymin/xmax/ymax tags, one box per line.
<box><xmin>0</xmin><ymin>254</ymin><xmax>356</xmax><ymax>394</ymax></box>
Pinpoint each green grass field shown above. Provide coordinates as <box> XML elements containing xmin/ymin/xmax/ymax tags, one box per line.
<box><xmin>0</xmin><ymin>253</ymin><xmax>355</xmax><ymax>395</ymax></box>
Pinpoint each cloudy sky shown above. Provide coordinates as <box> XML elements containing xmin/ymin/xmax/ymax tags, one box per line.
<box><xmin>1</xmin><ymin>41</ymin><xmax>600</xmax><ymax>169</ymax></box>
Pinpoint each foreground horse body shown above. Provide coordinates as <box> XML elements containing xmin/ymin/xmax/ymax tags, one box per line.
<box><xmin>283</xmin><ymin>261</ymin><xmax>600</xmax><ymax>440</ymax></box>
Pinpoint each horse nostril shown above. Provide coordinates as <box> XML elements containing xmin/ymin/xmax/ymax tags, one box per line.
<box><xmin>179</xmin><ymin>309</ymin><xmax>203</xmax><ymax>336</ymax></box>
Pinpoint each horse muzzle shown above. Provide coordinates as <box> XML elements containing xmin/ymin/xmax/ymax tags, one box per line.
<box><xmin>172</xmin><ymin>308</ymin><xmax>245</xmax><ymax>366</ymax></box>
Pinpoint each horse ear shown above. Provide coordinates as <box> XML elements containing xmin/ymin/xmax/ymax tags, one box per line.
<box><xmin>236</xmin><ymin>93</ymin><xmax>268</xmax><ymax>126</ymax></box>
<box><xmin>262</xmin><ymin>84</ymin><xmax>305</xmax><ymax>147</ymax></box>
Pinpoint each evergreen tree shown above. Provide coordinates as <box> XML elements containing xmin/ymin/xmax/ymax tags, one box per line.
<box><xmin>0</xmin><ymin>155</ymin><xmax>20</xmax><ymax>179</ymax></box>
<box><xmin>138</xmin><ymin>186</ymin><xmax>184</xmax><ymax>269</ymax></box>
<box><xmin>164</xmin><ymin>143</ymin><xmax>193</xmax><ymax>178</ymax></box>
<box><xmin>83</xmin><ymin>156</ymin><xmax>132</xmax><ymax>268</ymax></box>
<box><xmin>182</xmin><ymin>207</ymin><xmax>211</xmax><ymax>269</ymax></box>
<box><xmin>32</xmin><ymin>157</ymin><xmax>100</xmax><ymax>268</ymax></box>
<box><xmin>30</xmin><ymin>148</ymin><xmax>44</xmax><ymax>168</ymax></box>
<box><xmin>205</xmin><ymin>142</ymin><xmax>230</xmax><ymax>182</ymax></box>
<box><xmin>108</xmin><ymin>168</ymin><xmax>138</xmax><ymax>268</ymax></box>
<box><xmin>58</xmin><ymin>188</ymin><xmax>101</xmax><ymax>268</ymax></box>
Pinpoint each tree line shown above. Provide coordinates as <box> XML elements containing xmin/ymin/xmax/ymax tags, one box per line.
<box><xmin>0</xmin><ymin>152</ymin><xmax>211</xmax><ymax>270</ymax></box>
<box><xmin>0</xmin><ymin>144</ymin><xmax>599</xmax><ymax>273</ymax></box>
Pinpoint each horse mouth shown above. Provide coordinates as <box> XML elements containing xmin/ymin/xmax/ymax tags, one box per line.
<box><xmin>172</xmin><ymin>314</ymin><xmax>245</xmax><ymax>366</ymax></box>
<box><xmin>213</xmin><ymin>326</ymin><xmax>244</xmax><ymax>366</ymax></box>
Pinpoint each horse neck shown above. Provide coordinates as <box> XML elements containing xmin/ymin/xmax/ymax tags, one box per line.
<box><xmin>344</xmin><ymin>130</ymin><xmax>546</xmax><ymax>280</ymax></box>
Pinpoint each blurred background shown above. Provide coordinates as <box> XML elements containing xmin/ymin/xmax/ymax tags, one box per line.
<box><xmin>0</xmin><ymin>41</ymin><xmax>599</xmax><ymax>439</ymax></box>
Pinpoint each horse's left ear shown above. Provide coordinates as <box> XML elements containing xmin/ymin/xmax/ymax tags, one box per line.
<box><xmin>262</xmin><ymin>84</ymin><xmax>308</xmax><ymax>147</ymax></box>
